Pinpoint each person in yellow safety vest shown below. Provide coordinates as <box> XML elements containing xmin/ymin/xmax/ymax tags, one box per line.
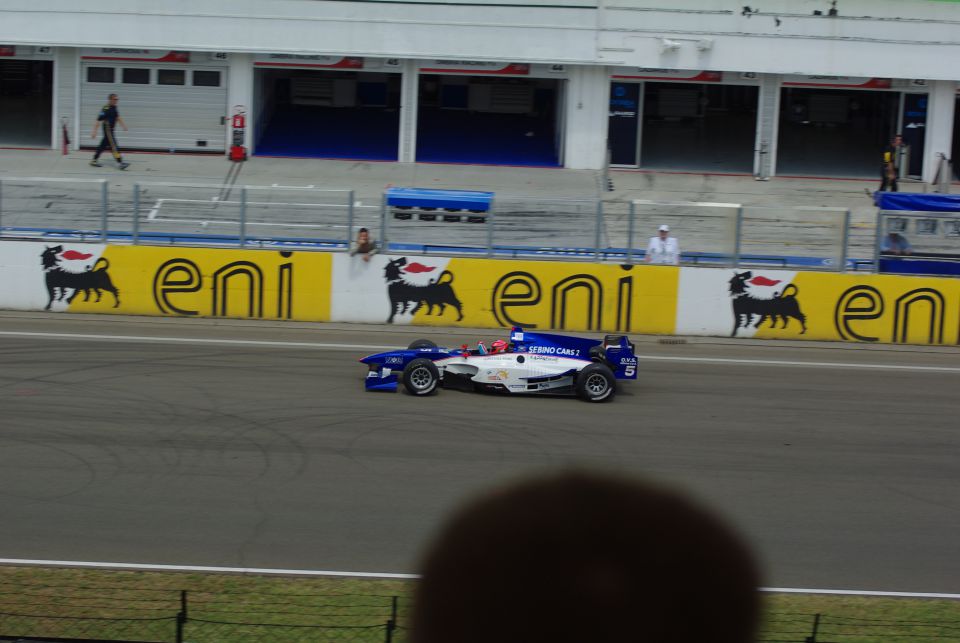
<box><xmin>879</xmin><ymin>133</ymin><xmax>904</xmax><ymax>192</ymax></box>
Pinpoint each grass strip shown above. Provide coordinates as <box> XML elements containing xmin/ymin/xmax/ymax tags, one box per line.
<box><xmin>0</xmin><ymin>566</ymin><xmax>957</xmax><ymax>642</ymax></box>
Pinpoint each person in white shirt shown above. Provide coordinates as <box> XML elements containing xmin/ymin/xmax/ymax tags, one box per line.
<box><xmin>644</xmin><ymin>224</ymin><xmax>680</xmax><ymax>265</ymax></box>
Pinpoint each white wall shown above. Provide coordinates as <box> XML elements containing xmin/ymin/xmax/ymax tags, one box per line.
<box><xmin>598</xmin><ymin>0</ymin><xmax>960</xmax><ymax>80</ymax></box>
<box><xmin>54</xmin><ymin>46</ymin><xmax>76</xmax><ymax>150</ymax></box>
<box><xmin>227</xmin><ymin>54</ymin><xmax>254</xmax><ymax>152</ymax></box>
<box><xmin>923</xmin><ymin>80</ymin><xmax>958</xmax><ymax>184</ymax></box>
<box><xmin>4</xmin><ymin>0</ymin><xmax>960</xmax><ymax>80</ymax></box>
<box><xmin>0</xmin><ymin>1</ymin><xmax>599</xmax><ymax>65</ymax></box>
<box><xmin>563</xmin><ymin>66</ymin><xmax>609</xmax><ymax>170</ymax></box>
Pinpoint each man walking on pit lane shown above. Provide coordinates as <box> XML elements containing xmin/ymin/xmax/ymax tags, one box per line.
<box><xmin>644</xmin><ymin>224</ymin><xmax>680</xmax><ymax>265</ymax></box>
<box><xmin>90</xmin><ymin>93</ymin><xmax>130</xmax><ymax>170</ymax></box>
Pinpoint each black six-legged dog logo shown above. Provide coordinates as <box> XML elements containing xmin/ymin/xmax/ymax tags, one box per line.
<box><xmin>383</xmin><ymin>257</ymin><xmax>463</xmax><ymax>324</ymax></box>
<box><xmin>40</xmin><ymin>245</ymin><xmax>120</xmax><ymax>311</ymax></box>
<box><xmin>729</xmin><ymin>271</ymin><xmax>806</xmax><ymax>337</ymax></box>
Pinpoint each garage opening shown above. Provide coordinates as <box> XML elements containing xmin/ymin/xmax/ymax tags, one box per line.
<box><xmin>255</xmin><ymin>69</ymin><xmax>401</xmax><ymax>160</ymax></box>
<box><xmin>640</xmin><ymin>83</ymin><xmax>758</xmax><ymax>173</ymax></box>
<box><xmin>777</xmin><ymin>88</ymin><xmax>899</xmax><ymax>177</ymax></box>
<box><xmin>0</xmin><ymin>60</ymin><xmax>52</xmax><ymax>147</ymax></box>
<box><xmin>954</xmin><ymin>95</ymin><xmax>960</xmax><ymax>180</ymax></box>
<box><xmin>416</xmin><ymin>75</ymin><xmax>562</xmax><ymax>166</ymax></box>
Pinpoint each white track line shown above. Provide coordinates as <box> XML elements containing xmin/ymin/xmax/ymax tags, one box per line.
<box><xmin>1</xmin><ymin>331</ymin><xmax>959</xmax><ymax>373</ymax></box>
<box><xmin>763</xmin><ymin>586</ymin><xmax>960</xmax><ymax>599</ymax></box>
<box><xmin>0</xmin><ymin>558</ymin><xmax>415</xmax><ymax>579</ymax></box>
<box><xmin>640</xmin><ymin>355</ymin><xmax>960</xmax><ymax>373</ymax></box>
<box><xmin>0</xmin><ymin>331</ymin><xmax>393</xmax><ymax>352</ymax></box>
<box><xmin>0</xmin><ymin>559</ymin><xmax>957</xmax><ymax>598</ymax></box>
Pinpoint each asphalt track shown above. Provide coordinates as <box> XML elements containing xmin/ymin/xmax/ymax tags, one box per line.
<box><xmin>1</xmin><ymin>312</ymin><xmax>959</xmax><ymax>594</ymax></box>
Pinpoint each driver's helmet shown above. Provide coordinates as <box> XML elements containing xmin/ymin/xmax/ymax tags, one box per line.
<box><xmin>491</xmin><ymin>339</ymin><xmax>509</xmax><ymax>354</ymax></box>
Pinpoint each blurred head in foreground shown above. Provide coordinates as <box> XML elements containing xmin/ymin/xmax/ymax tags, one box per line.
<box><xmin>412</xmin><ymin>470</ymin><xmax>761</xmax><ymax>643</ymax></box>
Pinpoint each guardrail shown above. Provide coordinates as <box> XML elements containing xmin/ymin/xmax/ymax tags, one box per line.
<box><xmin>0</xmin><ymin>177</ymin><xmax>860</xmax><ymax>271</ymax></box>
<box><xmin>875</xmin><ymin>208</ymin><xmax>960</xmax><ymax>276</ymax></box>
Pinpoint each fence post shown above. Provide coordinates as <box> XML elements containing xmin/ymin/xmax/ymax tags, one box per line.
<box><xmin>804</xmin><ymin>612</ymin><xmax>820</xmax><ymax>643</ymax></box>
<box><xmin>733</xmin><ymin>206</ymin><xmax>743</xmax><ymax>267</ymax></box>
<box><xmin>384</xmin><ymin>595</ymin><xmax>398</xmax><ymax>643</ymax></box>
<box><xmin>626</xmin><ymin>200</ymin><xmax>635</xmax><ymax>264</ymax></box>
<box><xmin>840</xmin><ymin>208</ymin><xmax>850</xmax><ymax>273</ymax></box>
<box><xmin>486</xmin><ymin>198</ymin><xmax>495</xmax><ymax>258</ymax></box>
<box><xmin>239</xmin><ymin>186</ymin><xmax>247</xmax><ymax>247</ymax></box>
<box><xmin>380</xmin><ymin>190</ymin><xmax>389</xmax><ymax>251</ymax></box>
<box><xmin>594</xmin><ymin>199</ymin><xmax>603</xmax><ymax>262</ymax></box>
<box><xmin>132</xmin><ymin>183</ymin><xmax>140</xmax><ymax>245</ymax></box>
<box><xmin>874</xmin><ymin>208</ymin><xmax>883</xmax><ymax>273</ymax></box>
<box><xmin>346</xmin><ymin>189</ymin><xmax>355</xmax><ymax>249</ymax></box>
<box><xmin>100</xmin><ymin>180</ymin><xmax>109</xmax><ymax>242</ymax></box>
<box><xmin>175</xmin><ymin>590</ymin><xmax>188</xmax><ymax>643</ymax></box>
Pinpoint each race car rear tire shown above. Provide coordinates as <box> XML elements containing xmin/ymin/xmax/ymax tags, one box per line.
<box><xmin>408</xmin><ymin>339</ymin><xmax>438</xmax><ymax>350</ymax></box>
<box><xmin>575</xmin><ymin>363</ymin><xmax>616</xmax><ymax>402</ymax></box>
<box><xmin>402</xmin><ymin>358</ymin><xmax>440</xmax><ymax>396</ymax></box>
<box><xmin>588</xmin><ymin>344</ymin><xmax>614</xmax><ymax>369</ymax></box>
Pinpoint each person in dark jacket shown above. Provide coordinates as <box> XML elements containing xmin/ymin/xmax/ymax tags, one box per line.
<box><xmin>90</xmin><ymin>93</ymin><xmax>129</xmax><ymax>170</ymax></box>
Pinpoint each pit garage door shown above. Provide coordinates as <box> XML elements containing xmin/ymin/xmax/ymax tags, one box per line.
<box><xmin>777</xmin><ymin>78</ymin><xmax>900</xmax><ymax>178</ymax></box>
<box><xmin>0</xmin><ymin>46</ymin><xmax>54</xmax><ymax>148</ymax></box>
<box><xmin>80</xmin><ymin>50</ymin><xmax>228</xmax><ymax>152</ymax></box>
<box><xmin>253</xmin><ymin>56</ymin><xmax>402</xmax><ymax>160</ymax></box>
<box><xmin>415</xmin><ymin>62</ymin><xmax>565</xmax><ymax>166</ymax></box>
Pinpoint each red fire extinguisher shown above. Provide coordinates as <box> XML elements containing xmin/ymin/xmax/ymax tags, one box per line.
<box><xmin>229</xmin><ymin>105</ymin><xmax>247</xmax><ymax>162</ymax></box>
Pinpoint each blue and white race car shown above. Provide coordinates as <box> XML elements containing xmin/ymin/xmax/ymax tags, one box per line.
<box><xmin>359</xmin><ymin>328</ymin><xmax>637</xmax><ymax>402</ymax></box>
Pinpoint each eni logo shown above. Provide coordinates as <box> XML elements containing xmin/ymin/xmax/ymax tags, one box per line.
<box><xmin>491</xmin><ymin>269</ymin><xmax>637</xmax><ymax>332</ymax></box>
<box><xmin>152</xmin><ymin>256</ymin><xmax>293</xmax><ymax>319</ymax></box>
<box><xmin>834</xmin><ymin>286</ymin><xmax>947</xmax><ymax>344</ymax></box>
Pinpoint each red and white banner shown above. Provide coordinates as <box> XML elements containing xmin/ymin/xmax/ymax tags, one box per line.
<box><xmin>254</xmin><ymin>55</ymin><xmax>364</xmax><ymax>69</ymax></box>
<box><xmin>420</xmin><ymin>61</ymin><xmax>530</xmax><ymax>75</ymax></box>
<box><xmin>81</xmin><ymin>49</ymin><xmax>190</xmax><ymax>63</ymax></box>
<box><xmin>783</xmin><ymin>76</ymin><xmax>892</xmax><ymax>89</ymax></box>
<box><xmin>611</xmin><ymin>69</ymin><xmax>722</xmax><ymax>82</ymax></box>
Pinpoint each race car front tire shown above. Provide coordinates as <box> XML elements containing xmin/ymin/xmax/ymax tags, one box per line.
<box><xmin>402</xmin><ymin>358</ymin><xmax>440</xmax><ymax>396</ymax></box>
<box><xmin>575</xmin><ymin>363</ymin><xmax>616</xmax><ymax>402</ymax></box>
<box><xmin>408</xmin><ymin>339</ymin><xmax>438</xmax><ymax>350</ymax></box>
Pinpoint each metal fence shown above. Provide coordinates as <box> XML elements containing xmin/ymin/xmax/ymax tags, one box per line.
<box><xmin>877</xmin><ymin>209</ymin><xmax>960</xmax><ymax>257</ymax></box>
<box><xmin>875</xmin><ymin>209</ymin><xmax>960</xmax><ymax>276</ymax></box>
<box><xmin>381</xmin><ymin>195</ymin><xmax>605</xmax><ymax>259</ymax></box>
<box><xmin>624</xmin><ymin>201</ymin><xmax>849</xmax><ymax>270</ymax></box>
<box><xmin>0</xmin><ymin>177</ymin><xmax>112</xmax><ymax>239</ymax></box>
<box><xmin>130</xmin><ymin>182</ymin><xmax>355</xmax><ymax>248</ymax></box>
<box><xmin>0</xmin><ymin>590</ymin><xmax>403</xmax><ymax>643</ymax></box>
<box><xmin>1</xmin><ymin>177</ymin><xmax>857</xmax><ymax>270</ymax></box>
<box><xmin>763</xmin><ymin>611</ymin><xmax>960</xmax><ymax>642</ymax></box>
<box><xmin>3</xmin><ymin>604</ymin><xmax>959</xmax><ymax>643</ymax></box>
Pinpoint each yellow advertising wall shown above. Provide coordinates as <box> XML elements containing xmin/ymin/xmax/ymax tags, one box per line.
<box><xmin>401</xmin><ymin>258</ymin><xmax>680</xmax><ymax>335</ymax></box>
<box><xmin>67</xmin><ymin>246</ymin><xmax>332</xmax><ymax>321</ymax></box>
<box><xmin>755</xmin><ymin>271</ymin><xmax>960</xmax><ymax>345</ymax></box>
<box><xmin>36</xmin><ymin>242</ymin><xmax>960</xmax><ymax>346</ymax></box>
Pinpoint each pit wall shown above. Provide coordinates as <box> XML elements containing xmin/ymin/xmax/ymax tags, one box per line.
<box><xmin>8</xmin><ymin>241</ymin><xmax>960</xmax><ymax>346</ymax></box>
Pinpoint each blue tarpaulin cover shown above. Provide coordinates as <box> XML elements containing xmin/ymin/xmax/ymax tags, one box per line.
<box><xmin>875</xmin><ymin>192</ymin><xmax>960</xmax><ymax>212</ymax></box>
<box><xmin>386</xmin><ymin>187</ymin><xmax>494</xmax><ymax>211</ymax></box>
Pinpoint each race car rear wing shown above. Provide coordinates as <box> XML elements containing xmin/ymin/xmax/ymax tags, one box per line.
<box><xmin>509</xmin><ymin>327</ymin><xmax>637</xmax><ymax>380</ymax></box>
